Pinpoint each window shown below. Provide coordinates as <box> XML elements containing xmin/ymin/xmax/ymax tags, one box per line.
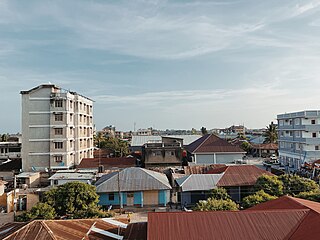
<box><xmin>312</xmin><ymin>120</ymin><xmax>316</xmax><ymax>125</ymax></box>
<box><xmin>55</xmin><ymin>113</ymin><xmax>63</xmax><ymax>121</ymax></box>
<box><xmin>294</xmin><ymin>118</ymin><xmax>300</xmax><ymax>125</ymax></box>
<box><xmin>166</xmin><ymin>151</ymin><xmax>175</xmax><ymax>156</ymax></box>
<box><xmin>55</xmin><ymin>100</ymin><xmax>63</xmax><ymax>108</ymax></box>
<box><xmin>54</xmin><ymin>142</ymin><xmax>63</xmax><ymax>149</ymax></box>
<box><xmin>315</xmin><ymin>146</ymin><xmax>319</xmax><ymax>150</ymax></box>
<box><xmin>55</xmin><ymin>128</ymin><xmax>63</xmax><ymax>135</ymax></box>
<box><xmin>53</xmin><ymin>180</ymin><xmax>58</xmax><ymax>185</ymax></box>
<box><xmin>109</xmin><ymin>193</ymin><xmax>115</xmax><ymax>201</ymax></box>
<box><xmin>70</xmin><ymin>114</ymin><xmax>73</xmax><ymax>122</ymax></box>
<box><xmin>313</xmin><ymin>132</ymin><xmax>317</xmax><ymax>138</ymax></box>
<box><xmin>54</xmin><ymin>155</ymin><xmax>63</xmax><ymax>162</ymax></box>
<box><xmin>70</xmin><ymin>100</ymin><xmax>73</xmax><ymax>109</ymax></box>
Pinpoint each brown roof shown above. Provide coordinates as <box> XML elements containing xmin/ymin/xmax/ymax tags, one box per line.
<box><xmin>247</xmin><ymin>195</ymin><xmax>320</xmax><ymax>213</ymax></box>
<box><xmin>208</xmin><ymin>165</ymin><xmax>273</xmax><ymax>187</ymax></box>
<box><xmin>148</xmin><ymin>209</ymin><xmax>320</xmax><ymax>240</ymax></box>
<box><xmin>187</xmin><ymin>134</ymin><xmax>245</xmax><ymax>154</ymax></box>
<box><xmin>0</xmin><ymin>218</ymin><xmax>134</xmax><ymax>240</ymax></box>
<box><xmin>183</xmin><ymin>164</ymin><xmax>226</xmax><ymax>175</ymax></box>
<box><xmin>77</xmin><ymin>157</ymin><xmax>136</xmax><ymax>169</ymax></box>
<box><xmin>251</xmin><ymin>143</ymin><xmax>278</xmax><ymax>150</ymax></box>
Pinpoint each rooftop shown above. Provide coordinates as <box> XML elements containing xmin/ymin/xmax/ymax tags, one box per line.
<box><xmin>77</xmin><ymin>157</ymin><xmax>137</xmax><ymax>169</ymax></box>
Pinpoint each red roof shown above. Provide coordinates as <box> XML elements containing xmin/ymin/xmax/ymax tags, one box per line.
<box><xmin>148</xmin><ymin>209</ymin><xmax>319</xmax><ymax>240</ymax></box>
<box><xmin>187</xmin><ymin>134</ymin><xmax>245</xmax><ymax>154</ymax></box>
<box><xmin>247</xmin><ymin>195</ymin><xmax>320</xmax><ymax>213</ymax></box>
<box><xmin>208</xmin><ymin>165</ymin><xmax>274</xmax><ymax>187</ymax></box>
<box><xmin>77</xmin><ymin>157</ymin><xmax>136</xmax><ymax>169</ymax></box>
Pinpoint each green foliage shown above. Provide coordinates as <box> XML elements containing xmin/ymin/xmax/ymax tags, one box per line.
<box><xmin>0</xmin><ymin>133</ymin><xmax>8</xmax><ymax>142</ymax></box>
<box><xmin>200</xmin><ymin>127</ymin><xmax>208</xmax><ymax>135</ymax></box>
<box><xmin>296</xmin><ymin>190</ymin><xmax>320</xmax><ymax>202</ymax></box>
<box><xmin>43</xmin><ymin>181</ymin><xmax>100</xmax><ymax>217</ymax></box>
<box><xmin>255</xmin><ymin>174</ymin><xmax>284</xmax><ymax>196</ymax></box>
<box><xmin>94</xmin><ymin>133</ymin><xmax>129</xmax><ymax>157</ymax></box>
<box><xmin>195</xmin><ymin>198</ymin><xmax>238</xmax><ymax>211</ymax></box>
<box><xmin>263</xmin><ymin>122</ymin><xmax>278</xmax><ymax>144</ymax></box>
<box><xmin>15</xmin><ymin>203</ymin><xmax>56</xmax><ymax>222</ymax></box>
<box><xmin>242</xmin><ymin>190</ymin><xmax>277</xmax><ymax>209</ymax></box>
<box><xmin>211</xmin><ymin>188</ymin><xmax>231</xmax><ymax>200</ymax></box>
<box><xmin>279</xmin><ymin>174</ymin><xmax>319</xmax><ymax>196</ymax></box>
<box><xmin>240</xmin><ymin>141</ymin><xmax>252</xmax><ymax>153</ymax></box>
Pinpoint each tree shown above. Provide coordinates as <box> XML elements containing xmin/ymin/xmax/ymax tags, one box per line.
<box><xmin>242</xmin><ymin>190</ymin><xmax>277</xmax><ymax>209</ymax></box>
<box><xmin>200</xmin><ymin>127</ymin><xmax>208</xmax><ymax>135</ymax></box>
<box><xmin>94</xmin><ymin>133</ymin><xmax>129</xmax><ymax>157</ymax></box>
<box><xmin>263</xmin><ymin>122</ymin><xmax>277</xmax><ymax>144</ymax></box>
<box><xmin>211</xmin><ymin>188</ymin><xmax>231</xmax><ymax>200</ymax></box>
<box><xmin>43</xmin><ymin>182</ymin><xmax>100</xmax><ymax>217</ymax></box>
<box><xmin>279</xmin><ymin>174</ymin><xmax>319</xmax><ymax>196</ymax></box>
<box><xmin>240</xmin><ymin>141</ymin><xmax>252</xmax><ymax>153</ymax></box>
<box><xmin>15</xmin><ymin>203</ymin><xmax>56</xmax><ymax>222</ymax></box>
<box><xmin>296</xmin><ymin>190</ymin><xmax>320</xmax><ymax>202</ymax></box>
<box><xmin>255</xmin><ymin>174</ymin><xmax>284</xmax><ymax>196</ymax></box>
<box><xmin>0</xmin><ymin>134</ymin><xmax>8</xmax><ymax>142</ymax></box>
<box><xmin>194</xmin><ymin>198</ymin><xmax>238</xmax><ymax>211</ymax></box>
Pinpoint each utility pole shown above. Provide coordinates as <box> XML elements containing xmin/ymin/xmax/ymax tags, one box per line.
<box><xmin>117</xmin><ymin>171</ymin><xmax>122</xmax><ymax>213</ymax></box>
<box><xmin>13</xmin><ymin>174</ymin><xmax>17</xmax><ymax>219</ymax></box>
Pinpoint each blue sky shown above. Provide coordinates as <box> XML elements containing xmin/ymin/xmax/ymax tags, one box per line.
<box><xmin>1</xmin><ymin>0</ymin><xmax>320</xmax><ymax>132</ymax></box>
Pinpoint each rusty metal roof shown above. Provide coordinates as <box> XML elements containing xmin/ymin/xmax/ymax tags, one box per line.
<box><xmin>186</xmin><ymin>134</ymin><xmax>245</xmax><ymax>154</ymax></box>
<box><xmin>148</xmin><ymin>209</ymin><xmax>319</xmax><ymax>240</ymax></box>
<box><xmin>0</xmin><ymin>218</ymin><xmax>133</xmax><ymax>240</ymax></box>
<box><xmin>78</xmin><ymin>157</ymin><xmax>137</xmax><ymax>169</ymax></box>
<box><xmin>212</xmin><ymin>165</ymin><xmax>273</xmax><ymax>187</ymax></box>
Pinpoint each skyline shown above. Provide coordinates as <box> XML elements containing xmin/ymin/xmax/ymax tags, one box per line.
<box><xmin>1</xmin><ymin>0</ymin><xmax>320</xmax><ymax>132</ymax></box>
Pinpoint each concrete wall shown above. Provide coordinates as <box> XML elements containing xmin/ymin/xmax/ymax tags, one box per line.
<box><xmin>195</xmin><ymin>153</ymin><xmax>244</xmax><ymax>165</ymax></box>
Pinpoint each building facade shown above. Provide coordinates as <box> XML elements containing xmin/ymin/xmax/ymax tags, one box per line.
<box><xmin>278</xmin><ymin>110</ymin><xmax>320</xmax><ymax>171</ymax></box>
<box><xmin>21</xmin><ymin>84</ymin><xmax>94</xmax><ymax>171</ymax></box>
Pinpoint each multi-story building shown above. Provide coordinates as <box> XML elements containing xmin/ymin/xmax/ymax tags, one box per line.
<box><xmin>21</xmin><ymin>84</ymin><xmax>94</xmax><ymax>171</ymax></box>
<box><xmin>277</xmin><ymin>110</ymin><xmax>320</xmax><ymax>171</ymax></box>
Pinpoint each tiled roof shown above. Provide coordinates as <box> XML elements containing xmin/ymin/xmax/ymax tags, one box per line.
<box><xmin>0</xmin><ymin>218</ymin><xmax>137</xmax><ymax>240</ymax></box>
<box><xmin>95</xmin><ymin>167</ymin><xmax>172</xmax><ymax>193</ymax></box>
<box><xmin>186</xmin><ymin>134</ymin><xmax>245</xmax><ymax>154</ymax></box>
<box><xmin>175</xmin><ymin>174</ymin><xmax>224</xmax><ymax>192</ymax></box>
<box><xmin>148</xmin><ymin>209</ymin><xmax>318</xmax><ymax>240</ymax></box>
<box><xmin>207</xmin><ymin>165</ymin><xmax>273</xmax><ymax>187</ymax></box>
<box><xmin>77</xmin><ymin>157</ymin><xmax>136</xmax><ymax>169</ymax></box>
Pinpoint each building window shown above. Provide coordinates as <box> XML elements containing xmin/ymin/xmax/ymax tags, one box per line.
<box><xmin>312</xmin><ymin>133</ymin><xmax>317</xmax><ymax>138</ymax></box>
<box><xmin>109</xmin><ymin>193</ymin><xmax>115</xmax><ymax>201</ymax></box>
<box><xmin>315</xmin><ymin>146</ymin><xmax>319</xmax><ymax>150</ymax></box>
<box><xmin>53</xmin><ymin>180</ymin><xmax>58</xmax><ymax>185</ymax></box>
<box><xmin>312</xmin><ymin>120</ymin><xmax>316</xmax><ymax>125</ymax></box>
<box><xmin>166</xmin><ymin>151</ymin><xmax>175</xmax><ymax>156</ymax></box>
<box><xmin>55</xmin><ymin>128</ymin><xmax>63</xmax><ymax>135</ymax></box>
<box><xmin>70</xmin><ymin>114</ymin><xmax>73</xmax><ymax>122</ymax></box>
<box><xmin>294</xmin><ymin>118</ymin><xmax>300</xmax><ymax>125</ymax></box>
<box><xmin>70</xmin><ymin>140</ymin><xmax>73</xmax><ymax>148</ymax></box>
<box><xmin>55</xmin><ymin>113</ymin><xmax>63</xmax><ymax>121</ymax></box>
<box><xmin>54</xmin><ymin>142</ymin><xmax>63</xmax><ymax>149</ymax></box>
<box><xmin>54</xmin><ymin>155</ymin><xmax>63</xmax><ymax>162</ymax></box>
<box><xmin>55</xmin><ymin>100</ymin><xmax>63</xmax><ymax>108</ymax></box>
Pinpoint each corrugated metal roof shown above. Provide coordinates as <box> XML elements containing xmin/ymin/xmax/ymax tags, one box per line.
<box><xmin>48</xmin><ymin>172</ymin><xmax>95</xmax><ymax>180</ymax></box>
<box><xmin>78</xmin><ymin>157</ymin><xmax>136</xmax><ymax>169</ymax></box>
<box><xmin>95</xmin><ymin>167</ymin><xmax>171</xmax><ymax>193</ymax></box>
<box><xmin>1</xmin><ymin>218</ymin><xmax>131</xmax><ymax>240</ymax></box>
<box><xmin>130</xmin><ymin>135</ymin><xmax>202</xmax><ymax>147</ymax></box>
<box><xmin>176</xmin><ymin>174</ymin><xmax>224</xmax><ymax>192</ymax></box>
<box><xmin>247</xmin><ymin>195</ymin><xmax>320</xmax><ymax>213</ymax></box>
<box><xmin>213</xmin><ymin>165</ymin><xmax>273</xmax><ymax>187</ymax></box>
<box><xmin>187</xmin><ymin>134</ymin><xmax>245</xmax><ymax>154</ymax></box>
<box><xmin>147</xmin><ymin>210</ymin><xmax>313</xmax><ymax>240</ymax></box>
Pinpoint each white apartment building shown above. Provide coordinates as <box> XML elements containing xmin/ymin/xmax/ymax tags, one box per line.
<box><xmin>277</xmin><ymin>110</ymin><xmax>320</xmax><ymax>171</ymax></box>
<box><xmin>21</xmin><ymin>84</ymin><xmax>94</xmax><ymax>171</ymax></box>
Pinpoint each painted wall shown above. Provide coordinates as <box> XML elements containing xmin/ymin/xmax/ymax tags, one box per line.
<box><xmin>195</xmin><ymin>153</ymin><xmax>244</xmax><ymax>164</ymax></box>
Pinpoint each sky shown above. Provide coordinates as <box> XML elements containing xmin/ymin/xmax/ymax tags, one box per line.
<box><xmin>1</xmin><ymin>0</ymin><xmax>320</xmax><ymax>133</ymax></box>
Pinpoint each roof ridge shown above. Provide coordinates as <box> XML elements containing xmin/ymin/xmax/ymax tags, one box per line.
<box><xmin>284</xmin><ymin>209</ymin><xmax>313</xmax><ymax>239</ymax></box>
<box><xmin>193</xmin><ymin>134</ymin><xmax>212</xmax><ymax>153</ymax></box>
<box><xmin>178</xmin><ymin>174</ymin><xmax>192</xmax><ymax>187</ymax></box>
<box><xmin>140</xmin><ymin>168</ymin><xmax>171</xmax><ymax>189</ymax></box>
<box><xmin>40</xmin><ymin>221</ymin><xmax>56</xmax><ymax>240</ymax></box>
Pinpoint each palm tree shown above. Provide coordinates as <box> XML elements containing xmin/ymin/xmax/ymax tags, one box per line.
<box><xmin>263</xmin><ymin>122</ymin><xmax>278</xmax><ymax>144</ymax></box>
<box><xmin>200</xmin><ymin>127</ymin><xmax>208</xmax><ymax>135</ymax></box>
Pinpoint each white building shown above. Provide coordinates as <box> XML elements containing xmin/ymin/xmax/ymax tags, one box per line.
<box><xmin>21</xmin><ymin>84</ymin><xmax>94</xmax><ymax>171</ymax></box>
<box><xmin>277</xmin><ymin>110</ymin><xmax>320</xmax><ymax>171</ymax></box>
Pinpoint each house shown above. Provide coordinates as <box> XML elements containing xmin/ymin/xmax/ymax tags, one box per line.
<box><xmin>16</xmin><ymin>172</ymin><xmax>41</xmax><ymax>188</ymax></box>
<box><xmin>251</xmin><ymin>143</ymin><xmax>278</xmax><ymax>157</ymax></box>
<box><xmin>147</xmin><ymin>196</ymin><xmax>320</xmax><ymax>240</ymax></box>
<box><xmin>0</xmin><ymin>141</ymin><xmax>21</xmax><ymax>163</ymax></box>
<box><xmin>95</xmin><ymin>167</ymin><xmax>171</xmax><ymax>208</ymax></box>
<box><xmin>278</xmin><ymin>110</ymin><xmax>320</xmax><ymax>171</ymax></box>
<box><xmin>48</xmin><ymin>170</ymin><xmax>96</xmax><ymax>186</ymax></box>
<box><xmin>175</xmin><ymin>174</ymin><xmax>224</xmax><ymax>207</ymax></box>
<box><xmin>20</xmin><ymin>84</ymin><xmax>94</xmax><ymax>171</ymax></box>
<box><xmin>207</xmin><ymin>165</ymin><xmax>273</xmax><ymax>202</ymax></box>
<box><xmin>186</xmin><ymin>134</ymin><xmax>246</xmax><ymax>165</ymax></box>
<box><xmin>77</xmin><ymin>156</ymin><xmax>137</xmax><ymax>172</ymax></box>
<box><xmin>0</xmin><ymin>218</ymin><xmax>147</xmax><ymax>240</ymax></box>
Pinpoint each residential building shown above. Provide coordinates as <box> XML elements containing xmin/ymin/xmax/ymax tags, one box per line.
<box><xmin>147</xmin><ymin>196</ymin><xmax>320</xmax><ymax>240</ymax></box>
<box><xmin>277</xmin><ymin>110</ymin><xmax>320</xmax><ymax>171</ymax></box>
<box><xmin>48</xmin><ymin>169</ymin><xmax>96</xmax><ymax>186</ymax></box>
<box><xmin>186</xmin><ymin>134</ymin><xmax>246</xmax><ymax>165</ymax></box>
<box><xmin>20</xmin><ymin>84</ymin><xmax>94</xmax><ymax>171</ymax></box>
<box><xmin>0</xmin><ymin>140</ymin><xmax>21</xmax><ymax>163</ymax></box>
<box><xmin>95</xmin><ymin>167</ymin><xmax>171</xmax><ymax>208</ymax></box>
